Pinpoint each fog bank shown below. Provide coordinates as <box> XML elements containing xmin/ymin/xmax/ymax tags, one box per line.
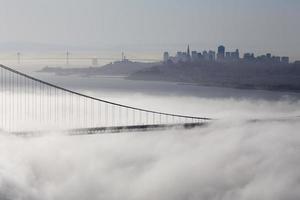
<box><xmin>0</xmin><ymin>97</ymin><xmax>299</xmax><ymax>200</ymax></box>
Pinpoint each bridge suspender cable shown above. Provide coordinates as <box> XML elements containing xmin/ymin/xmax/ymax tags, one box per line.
<box><xmin>0</xmin><ymin>64</ymin><xmax>211</xmax><ymax>121</ymax></box>
<box><xmin>0</xmin><ymin>64</ymin><xmax>212</xmax><ymax>134</ymax></box>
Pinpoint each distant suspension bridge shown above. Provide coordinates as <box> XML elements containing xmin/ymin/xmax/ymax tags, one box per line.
<box><xmin>0</xmin><ymin>64</ymin><xmax>212</xmax><ymax>136</ymax></box>
<box><xmin>0</xmin><ymin>52</ymin><xmax>161</xmax><ymax>66</ymax></box>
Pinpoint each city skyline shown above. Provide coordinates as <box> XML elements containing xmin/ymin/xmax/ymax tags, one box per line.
<box><xmin>163</xmin><ymin>44</ymin><xmax>293</xmax><ymax>64</ymax></box>
<box><xmin>0</xmin><ymin>0</ymin><xmax>299</xmax><ymax>60</ymax></box>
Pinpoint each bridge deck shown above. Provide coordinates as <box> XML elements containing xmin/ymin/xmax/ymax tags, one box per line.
<box><xmin>12</xmin><ymin>122</ymin><xmax>209</xmax><ymax>137</ymax></box>
<box><xmin>1</xmin><ymin>64</ymin><xmax>213</xmax><ymax>135</ymax></box>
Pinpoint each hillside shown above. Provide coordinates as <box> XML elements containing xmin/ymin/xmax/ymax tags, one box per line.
<box><xmin>39</xmin><ymin>60</ymin><xmax>158</xmax><ymax>76</ymax></box>
<box><xmin>128</xmin><ymin>61</ymin><xmax>300</xmax><ymax>92</ymax></box>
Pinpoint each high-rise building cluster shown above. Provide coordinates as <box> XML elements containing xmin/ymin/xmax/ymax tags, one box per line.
<box><xmin>243</xmin><ymin>52</ymin><xmax>289</xmax><ymax>64</ymax></box>
<box><xmin>163</xmin><ymin>45</ymin><xmax>290</xmax><ymax>65</ymax></box>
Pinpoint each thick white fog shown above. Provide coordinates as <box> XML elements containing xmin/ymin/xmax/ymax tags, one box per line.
<box><xmin>0</xmin><ymin>89</ymin><xmax>300</xmax><ymax>200</ymax></box>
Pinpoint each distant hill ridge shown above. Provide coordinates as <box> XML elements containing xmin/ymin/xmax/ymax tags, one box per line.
<box><xmin>39</xmin><ymin>59</ymin><xmax>300</xmax><ymax>92</ymax></box>
<box><xmin>128</xmin><ymin>61</ymin><xmax>300</xmax><ymax>92</ymax></box>
<box><xmin>39</xmin><ymin>60</ymin><xmax>159</xmax><ymax>76</ymax></box>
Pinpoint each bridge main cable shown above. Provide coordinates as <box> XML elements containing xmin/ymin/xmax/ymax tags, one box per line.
<box><xmin>0</xmin><ymin>64</ymin><xmax>212</xmax><ymax>121</ymax></box>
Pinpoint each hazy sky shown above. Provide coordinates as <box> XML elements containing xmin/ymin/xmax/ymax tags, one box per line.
<box><xmin>0</xmin><ymin>0</ymin><xmax>299</xmax><ymax>59</ymax></box>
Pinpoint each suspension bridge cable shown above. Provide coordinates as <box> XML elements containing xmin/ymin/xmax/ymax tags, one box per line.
<box><xmin>0</xmin><ymin>65</ymin><xmax>212</xmax><ymax>121</ymax></box>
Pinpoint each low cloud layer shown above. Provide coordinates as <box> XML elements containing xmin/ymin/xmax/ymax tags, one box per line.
<box><xmin>0</xmin><ymin>97</ymin><xmax>300</xmax><ymax>200</ymax></box>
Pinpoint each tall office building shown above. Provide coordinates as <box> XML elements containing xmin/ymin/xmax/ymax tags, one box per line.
<box><xmin>217</xmin><ymin>45</ymin><xmax>225</xmax><ymax>61</ymax></box>
<box><xmin>203</xmin><ymin>51</ymin><xmax>209</xmax><ymax>60</ymax></box>
<box><xmin>187</xmin><ymin>45</ymin><xmax>191</xmax><ymax>62</ymax></box>
<box><xmin>187</xmin><ymin>45</ymin><xmax>191</xmax><ymax>57</ymax></box>
<box><xmin>191</xmin><ymin>51</ymin><xmax>199</xmax><ymax>62</ymax></box>
<box><xmin>225</xmin><ymin>52</ymin><xmax>231</xmax><ymax>58</ymax></box>
<box><xmin>208</xmin><ymin>51</ymin><xmax>216</xmax><ymax>61</ymax></box>
<box><xmin>234</xmin><ymin>49</ymin><xmax>240</xmax><ymax>60</ymax></box>
<box><xmin>163</xmin><ymin>52</ymin><xmax>169</xmax><ymax>63</ymax></box>
<box><xmin>281</xmin><ymin>57</ymin><xmax>289</xmax><ymax>64</ymax></box>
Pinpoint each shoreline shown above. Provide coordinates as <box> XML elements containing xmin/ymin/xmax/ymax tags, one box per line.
<box><xmin>126</xmin><ymin>77</ymin><xmax>300</xmax><ymax>94</ymax></box>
